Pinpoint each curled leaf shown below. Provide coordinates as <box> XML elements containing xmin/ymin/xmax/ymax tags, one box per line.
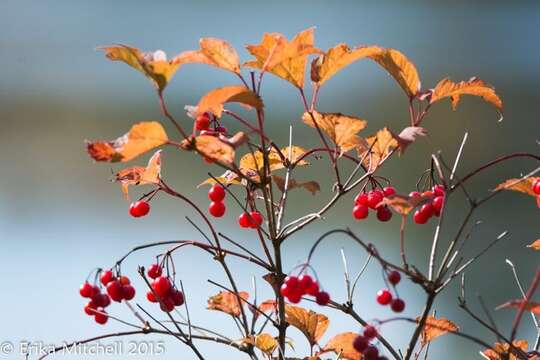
<box><xmin>397</xmin><ymin>126</ymin><xmax>427</xmax><ymax>154</ymax></box>
<box><xmin>87</xmin><ymin>121</ymin><xmax>168</xmax><ymax>163</ymax></box>
<box><xmin>482</xmin><ymin>340</ymin><xmax>528</xmax><ymax>360</ymax></box>
<box><xmin>419</xmin><ymin>315</ymin><xmax>458</xmax><ymax>346</ymax></box>
<box><xmin>272</xmin><ymin>176</ymin><xmax>320</xmax><ymax>195</ymax></box>
<box><xmin>207</xmin><ymin>291</ymin><xmax>249</xmax><ymax>317</ymax></box>
<box><xmin>497</xmin><ymin>299</ymin><xmax>540</xmax><ymax>315</ymax></box>
<box><xmin>113</xmin><ymin>150</ymin><xmax>162</xmax><ymax>197</ymax></box>
<box><xmin>98</xmin><ymin>45</ymin><xmax>180</xmax><ymax>91</ymax></box>
<box><xmin>359</xmin><ymin>127</ymin><xmax>398</xmax><ymax>168</ymax></box>
<box><xmin>173</xmin><ymin>38</ymin><xmax>241</xmax><ymax>74</ymax></box>
<box><xmin>197</xmin><ymin>85</ymin><xmax>263</xmax><ymax>118</ymax></box>
<box><xmin>381</xmin><ymin>193</ymin><xmax>434</xmax><ymax>216</ymax></box>
<box><xmin>322</xmin><ymin>332</ymin><xmax>361</xmax><ymax>360</ymax></box>
<box><xmin>285</xmin><ymin>305</ymin><xmax>329</xmax><ymax>345</ymax></box>
<box><xmin>494</xmin><ymin>177</ymin><xmax>539</xmax><ymax>197</ymax></box>
<box><xmin>198</xmin><ymin>170</ymin><xmax>242</xmax><ymax>188</ymax></box>
<box><xmin>368</xmin><ymin>48</ymin><xmax>421</xmax><ymax>97</ymax></box>
<box><xmin>181</xmin><ymin>135</ymin><xmax>236</xmax><ymax>166</ymax></box>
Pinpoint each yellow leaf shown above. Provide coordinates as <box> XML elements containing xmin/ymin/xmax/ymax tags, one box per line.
<box><xmin>311</xmin><ymin>44</ymin><xmax>382</xmax><ymax>86</ymax></box>
<box><xmin>86</xmin><ymin>121</ymin><xmax>168</xmax><ymax>163</ymax></box>
<box><xmin>245</xmin><ymin>28</ymin><xmax>321</xmax><ymax>88</ymax></box>
<box><xmin>207</xmin><ymin>291</ymin><xmax>249</xmax><ymax>317</ymax></box>
<box><xmin>197</xmin><ymin>85</ymin><xmax>263</xmax><ymax>118</ymax></box>
<box><xmin>482</xmin><ymin>340</ymin><xmax>528</xmax><ymax>360</ymax></box>
<box><xmin>368</xmin><ymin>48</ymin><xmax>421</xmax><ymax>97</ymax></box>
<box><xmin>430</xmin><ymin>77</ymin><xmax>503</xmax><ymax>116</ymax></box>
<box><xmin>272</xmin><ymin>176</ymin><xmax>320</xmax><ymax>195</ymax></box>
<box><xmin>322</xmin><ymin>332</ymin><xmax>361</xmax><ymax>360</ymax></box>
<box><xmin>285</xmin><ymin>305</ymin><xmax>329</xmax><ymax>345</ymax></box>
<box><xmin>302</xmin><ymin>111</ymin><xmax>368</xmax><ymax>153</ymax></box>
<box><xmin>359</xmin><ymin>128</ymin><xmax>398</xmax><ymax>168</ymax></box>
<box><xmin>173</xmin><ymin>38</ymin><xmax>241</xmax><ymax>74</ymax></box>
<box><xmin>527</xmin><ymin>239</ymin><xmax>540</xmax><ymax>251</ymax></box>
<box><xmin>419</xmin><ymin>316</ymin><xmax>458</xmax><ymax>346</ymax></box>
<box><xmin>495</xmin><ymin>177</ymin><xmax>539</xmax><ymax>197</ymax></box>
<box><xmin>239</xmin><ymin>146</ymin><xmax>309</xmax><ymax>175</ymax></box>
<box><xmin>98</xmin><ymin>45</ymin><xmax>180</xmax><ymax>91</ymax></box>
<box><xmin>255</xmin><ymin>333</ymin><xmax>277</xmax><ymax>355</ymax></box>
<box><xmin>113</xmin><ymin>150</ymin><xmax>162</xmax><ymax>197</ymax></box>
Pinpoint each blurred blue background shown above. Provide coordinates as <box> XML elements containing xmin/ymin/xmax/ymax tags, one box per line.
<box><xmin>1</xmin><ymin>0</ymin><xmax>539</xmax><ymax>359</ymax></box>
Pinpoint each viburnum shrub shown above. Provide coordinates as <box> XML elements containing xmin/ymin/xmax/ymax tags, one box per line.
<box><xmin>41</xmin><ymin>29</ymin><xmax>540</xmax><ymax>360</ymax></box>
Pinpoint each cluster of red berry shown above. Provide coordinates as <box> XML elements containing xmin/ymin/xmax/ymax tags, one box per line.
<box><xmin>207</xmin><ymin>184</ymin><xmax>227</xmax><ymax>217</ymax></box>
<box><xmin>533</xmin><ymin>179</ymin><xmax>540</xmax><ymax>206</ymax></box>
<box><xmin>411</xmin><ymin>185</ymin><xmax>445</xmax><ymax>224</ymax></box>
<box><xmin>352</xmin><ymin>187</ymin><xmax>395</xmax><ymax>222</ymax></box>
<box><xmin>129</xmin><ymin>200</ymin><xmax>150</xmax><ymax>218</ymax></box>
<box><xmin>238</xmin><ymin>211</ymin><xmax>264</xmax><ymax>229</ymax></box>
<box><xmin>280</xmin><ymin>274</ymin><xmax>330</xmax><ymax>306</ymax></box>
<box><xmin>376</xmin><ymin>270</ymin><xmax>405</xmax><ymax>313</ymax></box>
<box><xmin>145</xmin><ymin>264</ymin><xmax>185</xmax><ymax>312</ymax></box>
<box><xmin>353</xmin><ymin>325</ymin><xmax>387</xmax><ymax>360</ymax></box>
<box><xmin>195</xmin><ymin>112</ymin><xmax>228</xmax><ymax>136</ymax></box>
<box><xmin>79</xmin><ymin>281</ymin><xmax>111</xmax><ymax>324</ymax></box>
<box><xmin>101</xmin><ymin>271</ymin><xmax>136</xmax><ymax>303</ymax></box>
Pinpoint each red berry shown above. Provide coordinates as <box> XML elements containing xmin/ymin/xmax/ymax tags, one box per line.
<box><xmin>433</xmin><ymin>184</ymin><xmax>446</xmax><ymax>197</ymax></box>
<box><xmin>298</xmin><ymin>274</ymin><xmax>314</xmax><ymax>292</ymax></box>
<box><xmin>147</xmin><ymin>291</ymin><xmax>157</xmax><ymax>303</ymax></box>
<box><xmin>353</xmin><ymin>335</ymin><xmax>369</xmax><ymax>352</ymax></box>
<box><xmin>100</xmin><ymin>270</ymin><xmax>115</xmax><ymax>286</ymax></box>
<box><xmin>94</xmin><ymin>309</ymin><xmax>108</xmax><ymax>325</ymax></box>
<box><xmin>84</xmin><ymin>302</ymin><xmax>97</xmax><ymax>315</ymax></box>
<box><xmin>376</xmin><ymin>289</ymin><xmax>392</xmax><ymax>305</ymax></box>
<box><xmin>284</xmin><ymin>276</ymin><xmax>299</xmax><ymax>288</ymax></box>
<box><xmin>432</xmin><ymin>196</ymin><xmax>444</xmax><ymax>214</ymax></box>
<box><xmin>354</xmin><ymin>193</ymin><xmax>369</xmax><ymax>206</ymax></box>
<box><xmin>533</xmin><ymin>179</ymin><xmax>540</xmax><ymax>195</ymax></box>
<box><xmin>388</xmin><ymin>271</ymin><xmax>401</xmax><ymax>285</ymax></box>
<box><xmin>160</xmin><ymin>297</ymin><xmax>175</xmax><ymax>312</ymax></box>
<box><xmin>195</xmin><ymin>113</ymin><xmax>210</xmax><ymax>131</ymax></box>
<box><xmin>106</xmin><ymin>280</ymin><xmax>124</xmax><ymax>302</ymax></box>
<box><xmin>367</xmin><ymin>191</ymin><xmax>384</xmax><ymax>209</ymax></box>
<box><xmin>363</xmin><ymin>345</ymin><xmax>379</xmax><ymax>360</ymax></box>
<box><xmin>353</xmin><ymin>204</ymin><xmax>369</xmax><ymax>220</ymax></box>
<box><xmin>171</xmin><ymin>290</ymin><xmax>185</xmax><ymax>306</ymax></box>
<box><xmin>376</xmin><ymin>206</ymin><xmax>392</xmax><ymax>222</ymax></box>
<box><xmin>208</xmin><ymin>184</ymin><xmax>226</xmax><ymax>202</ymax></box>
<box><xmin>280</xmin><ymin>283</ymin><xmax>292</xmax><ymax>297</ymax></box>
<box><xmin>119</xmin><ymin>276</ymin><xmax>131</xmax><ymax>285</ymax></box>
<box><xmin>249</xmin><ymin>211</ymin><xmax>264</xmax><ymax>228</ymax></box>
<box><xmin>79</xmin><ymin>282</ymin><xmax>96</xmax><ymax>298</ymax></box>
<box><xmin>208</xmin><ymin>201</ymin><xmax>226</xmax><ymax>217</ymax></box>
<box><xmin>238</xmin><ymin>213</ymin><xmax>252</xmax><ymax>228</ymax></box>
<box><xmin>147</xmin><ymin>264</ymin><xmax>163</xmax><ymax>279</ymax></box>
<box><xmin>122</xmin><ymin>285</ymin><xmax>136</xmax><ymax>301</ymax></box>
<box><xmin>383</xmin><ymin>186</ymin><xmax>396</xmax><ymax>197</ymax></box>
<box><xmin>315</xmin><ymin>291</ymin><xmax>330</xmax><ymax>306</ymax></box>
<box><xmin>419</xmin><ymin>203</ymin><xmax>434</xmax><ymax>218</ymax></box>
<box><xmin>409</xmin><ymin>191</ymin><xmax>421</xmax><ymax>199</ymax></box>
<box><xmin>391</xmin><ymin>298</ymin><xmax>405</xmax><ymax>313</ymax></box>
<box><xmin>93</xmin><ymin>293</ymin><xmax>111</xmax><ymax>308</ymax></box>
<box><xmin>152</xmin><ymin>276</ymin><xmax>172</xmax><ymax>298</ymax></box>
<box><xmin>364</xmin><ymin>325</ymin><xmax>378</xmax><ymax>339</ymax></box>
<box><xmin>413</xmin><ymin>209</ymin><xmax>429</xmax><ymax>224</ymax></box>
<box><xmin>287</xmin><ymin>294</ymin><xmax>302</xmax><ymax>304</ymax></box>
<box><xmin>129</xmin><ymin>200</ymin><xmax>150</xmax><ymax>218</ymax></box>
<box><xmin>306</xmin><ymin>281</ymin><xmax>320</xmax><ymax>296</ymax></box>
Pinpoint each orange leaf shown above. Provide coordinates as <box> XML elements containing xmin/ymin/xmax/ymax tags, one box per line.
<box><xmin>187</xmin><ymin>135</ymin><xmax>236</xmax><ymax>166</ymax></box>
<box><xmin>419</xmin><ymin>315</ymin><xmax>458</xmax><ymax>346</ymax></box>
<box><xmin>272</xmin><ymin>176</ymin><xmax>320</xmax><ymax>195</ymax></box>
<box><xmin>302</xmin><ymin>111</ymin><xmax>368</xmax><ymax>153</ymax></box>
<box><xmin>255</xmin><ymin>333</ymin><xmax>278</xmax><ymax>355</ymax></box>
<box><xmin>258</xmin><ymin>299</ymin><xmax>278</xmax><ymax>313</ymax></box>
<box><xmin>482</xmin><ymin>340</ymin><xmax>528</xmax><ymax>360</ymax></box>
<box><xmin>207</xmin><ymin>291</ymin><xmax>249</xmax><ymax>317</ymax></box>
<box><xmin>239</xmin><ymin>146</ymin><xmax>309</xmax><ymax>175</ymax></box>
<box><xmin>359</xmin><ymin>128</ymin><xmax>398</xmax><ymax>168</ymax></box>
<box><xmin>430</xmin><ymin>77</ymin><xmax>503</xmax><ymax>117</ymax></box>
<box><xmin>198</xmin><ymin>170</ymin><xmax>242</xmax><ymax>187</ymax></box>
<box><xmin>285</xmin><ymin>305</ymin><xmax>329</xmax><ymax>345</ymax></box>
<box><xmin>87</xmin><ymin>121</ymin><xmax>168</xmax><ymax>163</ymax></box>
<box><xmin>173</xmin><ymin>38</ymin><xmax>241</xmax><ymax>74</ymax></box>
<box><xmin>527</xmin><ymin>239</ymin><xmax>540</xmax><ymax>251</ymax></box>
<box><xmin>311</xmin><ymin>44</ymin><xmax>382</xmax><ymax>86</ymax></box>
<box><xmin>245</xmin><ymin>28</ymin><xmax>321</xmax><ymax>88</ymax></box>
<box><xmin>497</xmin><ymin>299</ymin><xmax>540</xmax><ymax>315</ymax></box>
<box><xmin>113</xmin><ymin>150</ymin><xmax>162</xmax><ymax>197</ymax></box>
<box><xmin>322</xmin><ymin>332</ymin><xmax>361</xmax><ymax>360</ymax></box>
<box><xmin>381</xmin><ymin>193</ymin><xmax>434</xmax><ymax>216</ymax></box>
<box><xmin>495</xmin><ymin>176</ymin><xmax>539</xmax><ymax>197</ymax></box>
<box><xmin>98</xmin><ymin>45</ymin><xmax>180</xmax><ymax>91</ymax></box>
<box><xmin>368</xmin><ymin>48</ymin><xmax>421</xmax><ymax>97</ymax></box>
<box><xmin>197</xmin><ymin>85</ymin><xmax>263</xmax><ymax>118</ymax></box>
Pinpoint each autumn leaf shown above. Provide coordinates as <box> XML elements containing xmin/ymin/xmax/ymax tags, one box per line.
<box><xmin>239</xmin><ymin>146</ymin><xmax>309</xmax><ymax>175</ymax></box>
<box><xmin>197</xmin><ymin>85</ymin><xmax>263</xmax><ymax>118</ymax></box>
<box><xmin>255</xmin><ymin>333</ymin><xmax>278</xmax><ymax>355</ymax></box>
<box><xmin>207</xmin><ymin>291</ymin><xmax>249</xmax><ymax>317</ymax></box>
<box><xmin>359</xmin><ymin>128</ymin><xmax>398</xmax><ymax>168</ymax></box>
<box><xmin>419</xmin><ymin>316</ymin><xmax>458</xmax><ymax>346</ymax></box>
<box><xmin>310</xmin><ymin>44</ymin><xmax>382</xmax><ymax>86</ymax></box>
<box><xmin>368</xmin><ymin>48</ymin><xmax>421</xmax><ymax>98</ymax></box>
<box><xmin>272</xmin><ymin>176</ymin><xmax>320</xmax><ymax>195</ymax></box>
<box><xmin>198</xmin><ymin>170</ymin><xmax>242</xmax><ymax>187</ymax></box>
<box><xmin>302</xmin><ymin>111</ymin><xmax>368</xmax><ymax>153</ymax></box>
<box><xmin>181</xmin><ymin>135</ymin><xmax>236</xmax><ymax>166</ymax></box>
<box><xmin>113</xmin><ymin>150</ymin><xmax>162</xmax><ymax>197</ymax></box>
<box><xmin>396</xmin><ymin>126</ymin><xmax>427</xmax><ymax>154</ymax></box>
<box><xmin>173</xmin><ymin>38</ymin><xmax>241</xmax><ymax>74</ymax></box>
<box><xmin>285</xmin><ymin>305</ymin><xmax>329</xmax><ymax>345</ymax></box>
<box><xmin>497</xmin><ymin>299</ymin><xmax>540</xmax><ymax>315</ymax></box>
<box><xmin>430</xmin><ymin>77</ymin><xmax>503</xmax><ymax>118</ymax></box>
<box><xmin>527</xmin><ymin>239</ymin><xmax>540</xmax><ymax>251</ymax></box>
<box><xmin>322</xmin><ymin>332</ymin><xmax>361</xmax><ymax>360</ymax></box>
<box><xmin>495</xmin><ymin>177</ymin><xmax>539</xmax><ymax>197</ymax></box>
<box><xmin>258</xmin><ymin>299</ymin><xmax>278</xmax><ymax>313</ymax></box>
<box><xmin>245</xmin><ymin>28</ymin><xmax>321</xmax><ymax>88</ymax></box>
<box><xmin>381</xmin><ymin>193</ymin><xmax>434</xmax><ymax>216</ymax></box>
<box><xmin>482</xmin><ymin>340</ymin><xmax>528</xmax><ymax>360</ymax></box>
<box><xmin>87</xmin><ymin>121</ymin><xmax>168</xmax><ymax>163</ymax></box>
<box><xmin>98</xmin><ymin>45</ymin><xmax>180</xmax><ymax>91</ymax></box>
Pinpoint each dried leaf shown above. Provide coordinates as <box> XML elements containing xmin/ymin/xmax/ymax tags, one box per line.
<box><xmin>368</xmin><ymin>48</ymin><xmax>421</xmax><ymax>97</ymax></box>
<box><xmin>420</xmin><ymin>316</ymin><xmax>458</xmax><ymax>346</ymax></box>
<box><xmin>258</xmin><ymin>299</ymin><xmax>278</xmax><ymax>313</ymax></box>
<box><xmin>495</xmin><ymin>177</ymin><xmax>539</xmax><ymax>197</ymax></box>
<box><xmin>311</xmin><ymin>44</ymin><xmax>382</xmax><ymax>86</ymax></box>
<box><xmin>302</xmin><ymin>111</ymin><xmax>368</xmax><ymax>153</ymax></box>
<box><xmin>497</xmin><ymin>299</ymin><xmax>540</xmax><ymax>315</ymax></box>
<box><xmin>98</xmin><ymin>45</ymin><xmax>180</xmax><ymax>91</ymax></box>
<box><xmin>397</xmin><ymin>126</ymin><xmax>427</xmax><ymax>154</ymax></box>
<box><xmin>272</xmin><ymin>176</ymin><xmax>320</xmax><ymax>195</ymax></box>
<box><xmin>207</xmin><ymin>291</ymin><xmax>249</xmax><ymax>317</ymax></box>
<box><xmin>245</xmin><ymin>28</ymin><xmax>321</xmax><ymax>88</ymax></box>
<box><xmin>182</xmin><ymin>135</ymin><xmax>236</xmax><ymax>166</ymax></box>
<box><xmin>430</xmin><ymin>77</ymin><xmax>503</xmax><ymax>118</ymax></box>
<box><xmin>113</xmin><ymin>150</ymin><xmax>162</xmax><ymax>197</ymax></box>
<box><xmin>381</xmin><ymin>193</ymin><xmax>434</xmax><ymax>216</ymax></box>
<box><xmin>527</xmin><ymin>239</ymin><xmax>540</xmax><ymax>251</ymax></box>
<box><xmin>359</xmin><ymin>128</ymin><xmax>398</xmax><ymax>168</ymax></box>
<box><xmin>255</xmin><ymin>333</ymin><xmax>278</xmax><ymax>355</ymax></box>
<box><xmin>198</xmin><ymin>170</ymin><xmax>242</xmax><ymax>187</ymax></box>
<box><xmin>322</xmin><ymin>332</ymin><xmax>361</xmax><ymax>360</ymax></box>
<box><xmin>239</xmin><ymin>146</ymin><xmax>309</xmax><ymax>175</ymax></box>
<box><xmin>173</xmin><ymin>38</ymin><xmax>241</xmax><ymax>74</ymax></box>
<box><xmin>197</xmin><ymin>85</ymin><xmax>263</xmax><ymax>118</ymax></box>
<box><xmin>285</xmin><ymin>305</ymin><xmax>329</xmax><ymax>345</ymax></box>
<box><xmin>87</xmin><ymin>122</ymin><xmax>168</xmax><ymax>163</ymax></box>
<box><xmin>482</xmin><ymin>340</ymin><xmax>528</xmax><ymax>360</ymax></box>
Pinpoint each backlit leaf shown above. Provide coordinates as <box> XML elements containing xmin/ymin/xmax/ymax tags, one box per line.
<box><xmin>482</xmin><ymin>340</ymin><xmax>528</xmax><ymax>360</ymax></box>
<box><xmin>258</xmin><ymin>299</ymin><xmax>278</xmax><ymax>313</ymax></box>
<box><xmin>368</xmin><ymin>48</ymin><xmax>421</xmax><ymax>97</ymax></box>
<box><xmin>198</xmin><ymin>170</ymin><xmax>242</xmax><ymax>187</ymax></box>
<box><xmin>173</xmin><ymin>38</ymin><xmax>241</xmax><ymax>74</ymax></box>
<box><xmin>207</xmin><ymin>291</ymin><xmax>249</xmax><ymax>317</ymax></box>
<box><xmin>419</xmin><ymin>315</ymin><xmax>458</xmax><ymax>346</ymax></box>
<box><xmin>285</xmin><ymin>305</ymin><xmax>329</xmax><ymax>345</ymax></box>
<box><xmin>87</xmin><ymin>121</ymin><xmax>168</xmax><ymax>163</ymax></box>
<box><xmin>197</xmin><ymin>85</ymin><xmax>263</xmax><ymax>118</ymax></box>
<box><xmin>245</xmin><ymin>28</ymin><xmax>321</xmax><ymax>88</ymax></box>
<box><xmin>181</xmin><ymin>135</ymin><xmax>236</xmax><ymax>166</ymax></box>
<box><xmin>322</xmin><ymin>332</ymin><xmax>361</xmax><ymax>360</ymax></box>
<box><xmin>302</xmin><ymin>111</ymin><xmax>368</xmax><ymax>153</ymax></box>
<box><xmin>497</xmin><ymin>299</ymin><xmax>540</xmax><ymax>315</ymax></box>
<box><xmin>359</xmin><ymin>128</ymin><xmax>398</xmax><ymax>168</ymax></box>
<box><xmin>98</xmin><ymin>45</ymin><xmax>180</xmax><ymax>91</ymax></box>
<box><xmin>495</xmin><ymin>177</ymin><xmax>539</xmax><ymax>197</ymax></box>
<box><xmin>272</xmin><ymin>176</ymin><xmax>320</xmax><ymax>195</ymax></box>
<box><xmin>527</xmin><ymin>239</ymin><xmax>540</xmax><ymax>251</ymax></box>
<box><xmin>113</xmin><ymin>150</ymin><xmax>162</xmax><ymax>197</ymax></box>
<box><xmin>239</xmin><ymin>146</ymin><xmax>309</xmax><ymax>175</ymax></box>
<box><xmin>255</xmin><ymin>333</ymin><xmax>278</xmax><ymax>355</ymax></box>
